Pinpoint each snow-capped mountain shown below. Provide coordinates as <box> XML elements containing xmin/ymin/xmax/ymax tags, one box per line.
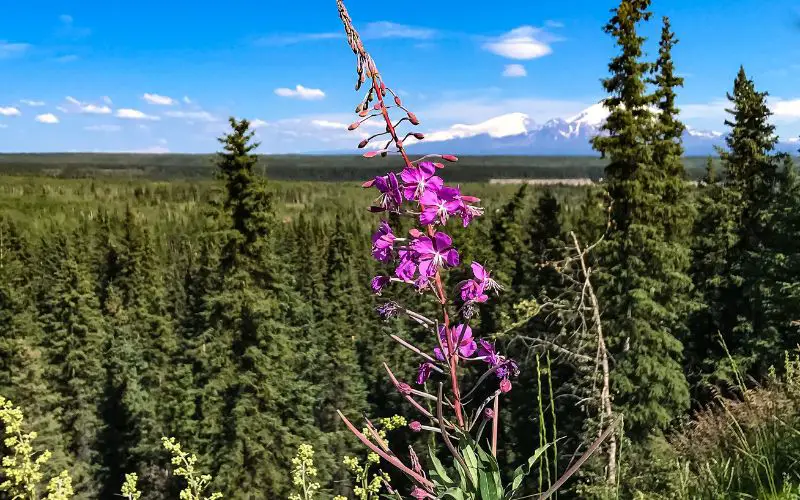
<box><xmin>404</xmin><ymin>103</ymin><xmax>795</xmax><ymax>156</ymax></box>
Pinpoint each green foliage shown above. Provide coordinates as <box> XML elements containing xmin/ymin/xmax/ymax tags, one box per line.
<box><xmin>592</xmin><ymin>0</ymin><xmax>691</xmax><ymax>437</ymax></box>
<box><xmin>161</xmin><ymin>437</ymin><xmax>221</xmax><ymax>500</ymax></box>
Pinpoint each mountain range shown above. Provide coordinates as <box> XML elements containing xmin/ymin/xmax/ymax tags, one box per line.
<box><xmin>403</xmin><ymin>103</ymin><xmax>799</xmax><ymax>156</ymax></box>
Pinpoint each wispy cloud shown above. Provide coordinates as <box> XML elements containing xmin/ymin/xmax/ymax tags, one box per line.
<box><xmin>255</xmin><ymin>32</ymin><xmax>341</xmax><ymax>46</ymax></box>
<box><xmin>163</xmin><ymin>110</ymin><xmax>218</xmax><ymax>122</ymax></box>
<box><xmin>250</xmin><ymin>119</ymin><xmax>268</xmax><ymax>129</ymax></box>
<box><xmin>102</xmin><ymin>96</ymin><xmax>113</xmax><ymax>105</ymax></box>
<box><xmin>0</xmin><ymin>41</ymin><xmax>31</xmax><ymax>59</ymax></box>
<box><xmin>116</xmin><ymin>108</ymin><xmax>160</xmax><ymax>120</ymax></box>
<box><xmin>57</xmin><ymin>14</ymin><xmax>91</xmax><ymax>39</ymax></box>
<box><xmin>65</xmin><ymin>96</ymin><xmax>112</xmax><ymax>114</ymax></box>
<box><xmin>311</xmin><ymin>119</ymin><xmax>347</xmax><ymax>130</ymax></box>
<box><xmin>274</xmin><ymin>85</ymin><xmax>326</xmax><ymax>100</ymax></box>
<box><xmin>483</xmin><ymin>26</ymin><xmax>555</xmax><ymax>60</ymax></box>
<box><xmin>256</xmin><ymin>21</ymin><xmax>435</xmax><ymax>46</ymax></box>
<box><xmin>55</xmin><ymin>54</ymin><xmax>79</xmax><ymax>63</ymax></box>
<box><xmin>0</xmin><ymin>107</ymin><xmax>21</xmax><ymax>116</ymax></box>
<box><xmin>84</xmin><ymin>124</ymin><xmax>122</xmax><ymax>132</ymax></box>
<box><xmin>143</xmin><ymin>93</ymin><xmax>176</xmax><ymax>106</ymax></box>
<box><xmin>182</xmin><ymin>96</ymin><xmax>192</xmax><ymax>104</ymax></box>
<box><xmin>20</xmin><ymin>100</ymin><xmax>45</xmax><ymax>107</ymax></box>
<box><xmin>502</xmin><ymin>64</ymin><xmax>527</xmax><ymax>78</ymax></box>
<box><xmin>36</xmin><ymin>113</ymin><xmax>59</xmax><ymax>124</ymax></box>
<box><xmin>360</xmin><ymin>22</ymin><xmax>437</xmax><ymax>40</ymax></box>
<box><xmin>771</xmin><ymin>98</ymin><xmax>800</xmax><ymax>119</ymax></box>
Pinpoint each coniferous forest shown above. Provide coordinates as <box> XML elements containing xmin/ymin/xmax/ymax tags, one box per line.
<box><xmin>2</xmin><ymin>1</ymin><xmax>800</xmax><ymax>499</ymax></box>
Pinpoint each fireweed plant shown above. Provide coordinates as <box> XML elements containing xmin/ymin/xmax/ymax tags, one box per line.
<box><xmin>332</xmin><ymin>1</ymin><xmax>555</xmax><ymax>498</ymax></box>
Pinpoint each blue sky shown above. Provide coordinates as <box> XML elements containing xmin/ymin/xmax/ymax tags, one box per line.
<box><xmin>1</xmin><ymin>0</ymin><xmax>799</xmax><ymax>153</ymax></box>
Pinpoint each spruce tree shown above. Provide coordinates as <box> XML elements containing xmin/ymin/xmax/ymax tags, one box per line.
<box><xmin>36</xmin><ymin>229</ymin><xmax>106</xmax><ymax>497</ymax></box>
<box><xmin>201</xmin><ymin>118</ymin><xmax>316</xmax><ymax>498</ymax></box>
<box><xmin>591</xmin><ymin>0</ymin><xmax>689</xmax><ymax>436</ymax></box>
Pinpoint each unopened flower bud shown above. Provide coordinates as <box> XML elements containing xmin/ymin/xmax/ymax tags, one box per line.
<box><xmin>433</xmin><ymin>162</ymin><xmax>445</xmax><ymax>169</ymax></box>
<box><xmin>362</xmin><ymin>178</ymin><xmax>376</xmax><ymax>188</ymax></box>
<box><xmin>408</xmin><ymin>228</ymin><xmax>423</xmax><ymax>238</ymax></box>
<box><xmin>358</xmin><ymin>139</ymin><xmax>370</xmax><ymax>149</ymax></box>
<box><xmin>348</xmin><ymin>122</ymin><xmax>360</xmax><ymax>131</ymax></box>
<box><xmin>483</xmin><ymin>408</ymin><xmax>495</xmax><ymax>420</ymax></box>
<box><xmin>358</xmin><ymin>110</ymin><xmax>369</xmax><ymax>118</ymax></box>
<box><xmin>500</xmin><ymin>379</ymin><xmax>512</xmax><ymax>393</ymax></box>
<box><xmin>442</xmin><ymin>154</ymin><xmax>458</xmax><ymax>162</ymax></box>
<box><xmin>409</xmin><ymin>421</ymin><xmax>422</xmax><ymax>432</ymax></box>
<box><xmin>394</xmin><ymin>96</ymin><xmax>402</xmax><ymax>106</ymax></box>
<box><xmin>407</xmin><ymin>112</ymin><xmax>419</xmax><ymax>125</ymax></box>
<box><xmin>413</xmin><ymin>133</ymin><xmax>425</xmax><ymax>140</ymax></box>
<box><xmin>374</xmin><ymin>103</ymin><xmax>381</xmax><ymax>111</ymax></box>
<box><xmin>398</xmin><ymin>383</ymin><xmax>412</xmax><ymax>395</ymax></box>
<box><xmin>363</xmin><ymin>151</ymin><xmax>380</xmax><ymax>158</ymax></box>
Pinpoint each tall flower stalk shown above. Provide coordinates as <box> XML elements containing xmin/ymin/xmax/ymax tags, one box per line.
<box><xmin>334</xmin><ymin>1</ymin><xmax>523</xmax><ymax>496</ymax></box>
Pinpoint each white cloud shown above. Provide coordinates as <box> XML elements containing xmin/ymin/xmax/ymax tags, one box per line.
<box><xmin>311</xmin><ymin>120</ymin><xmax>347</xmax><ymax>129</ymax></box>
<box><xmin>274</xmin><ymin>85</ymin><xmax>326</xmax><ymax>100</ymax></box>
<box><xmin>483</xmin><ymin>26</ymin><xmax>553</xmax><ymax>60</ymax></box>
<box><xmin>116</xmin><ymin>108</ymin><xmax>160</xmax><ymax>120</ymax></box>
<box><xmin>163</xmin><ymin>110</ymin><xmax>217</xmax><ymax>122</ymax></box>
<box><xmin>771</xmin><ymin>98</ymin><xmax>800</xmax><ymax>119</ymax></box>
<box><xmin>64</xmin><ymin>96</ymin><xmax>112</xmax><ymax>114</ymax></box>
<box><xmin>102</xmin><ymin>96</ymin><xmax>113</xmax><ymax>105</ymax></box>
<box><xmin>0</xmin><ymin>42</ymin><xmax>31</xmax><ymax>59</ymax></box>
<box><xmin>84</xmin><ymin>124</ymin><xmax>122</xmax><ymax>132</ymax></box>
<box><xmin>20</xmin><ymin>99</ymin><xmax>45</xmax><ymax>107</ymax></box>
<box><xmin>502</xmin><ymin>64</ymin><xmax>527</xmax><ymax>78</ymax></box>
<box><xmin>56</xmin><ymin>106</ymin><xmax>68</xmax><ymax>113</ymax></box>
<box><xmin>255</xmin><ymin>32</ymin><xmax>341</xmax><ymax>46</ymax></box>
<box><xmin>143</xmin><ymin>93</ymin><xmax>176</xmax><ymax>106</ymax></box>
<box><xmin>361</xmin><ymin>22</ymin><xmax>436</xmax><ymax>40</ymax></box>
<box><xmin>36</xmin><ymin>113</ymin><xmax>59</xmax><ymax>124</ymax></box>
<box><xmin>250</xmin><ymin>119</ymin><xmax>268</xmax><ymax>129</ymax></box>
<box><xmin>0</xmin><ymin>107</ymin><xmax>21</xmax><ymax>116</ymax></box>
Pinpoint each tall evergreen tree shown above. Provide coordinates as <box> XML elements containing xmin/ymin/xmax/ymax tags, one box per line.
<box><xmin>201</xmin><ymin>118</ymin><xmax>316</xmax><ymax>498</ymax></box>
<box><xmin>591</xmin><ymin>0</ymin><xmax>689</xmax><ymax>437</ymax></box>
<box><xmin>36</xmin><ymin>229</ymin><xmax>106</xmax><ymax>497</ymax></box>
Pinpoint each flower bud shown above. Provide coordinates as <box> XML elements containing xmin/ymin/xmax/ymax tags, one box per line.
<box><xmin>413</xmin><ymin>133</ymin><xmax>425</xmax><ymax>140</ymax></box>
<box><xmin>433</xmin><ymin>162</ymin><xmax>445</xmax><ymax>169</ymax></box>
<box><xmin>364</xmin><ymin>151</ymin><xmax>380</xmax><ymax>158</ymax></box>
<box><xmin>358</xmin><ymin>110</ymin><xmax>369</xmax><ymax>118</ymax></box>
<box><xmin>358</xmin><ymin>139</ymin><xmax>369</xmax><ymax>149</ymax></box>
<box><xmin>442</xmin><ymin>154</ymin><xmax>458</xmax><ymax>162</ymax></box>
<box><xmin>398</xmin><ymin>382</ymin><xmax>412</xmax><ymax>395</ymax></box>
<box><xmin>348</xmin><ymin>122</ymin><xmax>360</xmax><ymax>131</ymax></box>
<box><xmin>461</xmin><ymin>195</ymin><xmax>480</xmax><ymax>203</ymax></box>
<box><xmin>394</xmin><ymin>96</ymin><xmax>402</xmax><ymax>106</ymax></box>
<box><xmin>407</xmin><ymin>112</ymin><xmax>419</xmax><ymax>125</ymax></box>
<box><xmin>408</xmin><ymin>228</ymin><xmax>423</xmax><ymax>238</ymax></box>
<box><xmin>500</xmin><ymin>378</ymin><xmax>512</xmax><ymax>393</ymax></box>
<box><xmin>483</xmin><ymin>408</ymin><xmax>495</xmax><ymax>420</ymax></box>
<box><xmin>373</xmin><ymin>103</ymin><xmax>381</xmax><ymax>111</ymax></box>
<box><xmin>362</xmin><ymin>178</ymin><xmax>375</xmax><ymax>188</ymax></box>
<box><xmin>409</xmin><ymin>421</ymin><xmax>422</xmax><ymax>432</ymax></box>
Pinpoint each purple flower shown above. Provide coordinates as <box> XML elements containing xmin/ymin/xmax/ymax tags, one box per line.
<box><xmin>376</xmin><ymin>301</ymin><xmax>401</xmax><ymax>320</ymax></box>
<box><xmin>367</xmin><ymin>172</ymin><xmax>403</xmax><ymax>212</ymax></box>
<box><xmin>483</xmin><ymin>408</ymin><xmax>495</xmax><ymax>420</ymax></box>
<box><xmin>401</xmin><ymin>162</ymin><xmax>443</xmax><ymax>201</ymax></box>
<box><xmin>459</xmin><ymin>203</ymin><xmax>485</xmax><ymax>227</ymax></box>
<box><xmin>471</xmin><ymin>262</ymin><xmax>503</xmax><ymax>294</ymax></box>
<box><xmin>416</xmin><ymin>362</ymin><xmax>433</xmax><ymax>385</ymax></box>
<box><xmin>500</xmin><ymin>379</ymin><xmax>512</xmax><ymax>393</ymax></box>
<box><xmin>477</xmin><ymin>339</ymin><xmax>499</xmax><ymax>365</ymax></box>
<box><xmin>395</xmin><ymin>248</ymin><xmax>417</xmax><ymax>282</ymax></box>
<box><xmin>419</xmin><ymin>186</ymin><xmax>463</xmax><ymax>226</ymax></box>
<box><xmin>496</xmin><ymin>359</ymin><xmax>520</xmax><ymax>379</ymax></box>
<box><xmin>371</xmin><ymin>221</ymin><xmax>396</xmax><ymax>263</ymax></box>
<box><xmin>411</xmin><ymin>232</ymin><xmax>459</xmax><ymax>278</ymax></box>
<box><xmin>434</xmin><ymin>324</ymin><xmax>477</xmax><ymax>360</ymax></box>
<box><xmin>371</xmin><ymin>275</ymin><xmax>390</xmax><ymax>295</ymax></box>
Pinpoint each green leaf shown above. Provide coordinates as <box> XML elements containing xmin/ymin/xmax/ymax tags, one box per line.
<box><xmin>475</xmin><ymin>444</ymin><xmax>503</xmax><ymax>499</ymax></box>
<box><xmin>509</xmin><ymin>444</ymin><xmax>551</xmax><ymax>496</ymax></box>
<box><xmin>428</xmin><ymin>446</ymin><xmax>455</xmax><ymax>487</ymax></box>
<box><xmin>442</xmin><ymin>487</ymin><xmax>467</xmax><ymax>500</ymax></box>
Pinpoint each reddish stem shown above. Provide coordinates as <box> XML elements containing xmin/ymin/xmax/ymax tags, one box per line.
<box><xmin>491</xmin><ymin>395</ymin><xmax>499</xmax><ymax>457</ymax></box>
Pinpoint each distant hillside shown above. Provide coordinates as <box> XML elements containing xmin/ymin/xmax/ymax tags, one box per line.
<box><xmin>0</xmin><ymin>153</ymin><xmax>730</xmax><ymax>182</ymax></box>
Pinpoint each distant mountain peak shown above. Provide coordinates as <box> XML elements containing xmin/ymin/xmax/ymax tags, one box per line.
<box><xmin>423</xmin><ymin>112</ymin><xmax>533</xmax><ymax>143</ymax></box>
<box><xmin>567</xmin><ymin>102</ymin><xmax>609</xmax><ymax>127</ymax></box>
